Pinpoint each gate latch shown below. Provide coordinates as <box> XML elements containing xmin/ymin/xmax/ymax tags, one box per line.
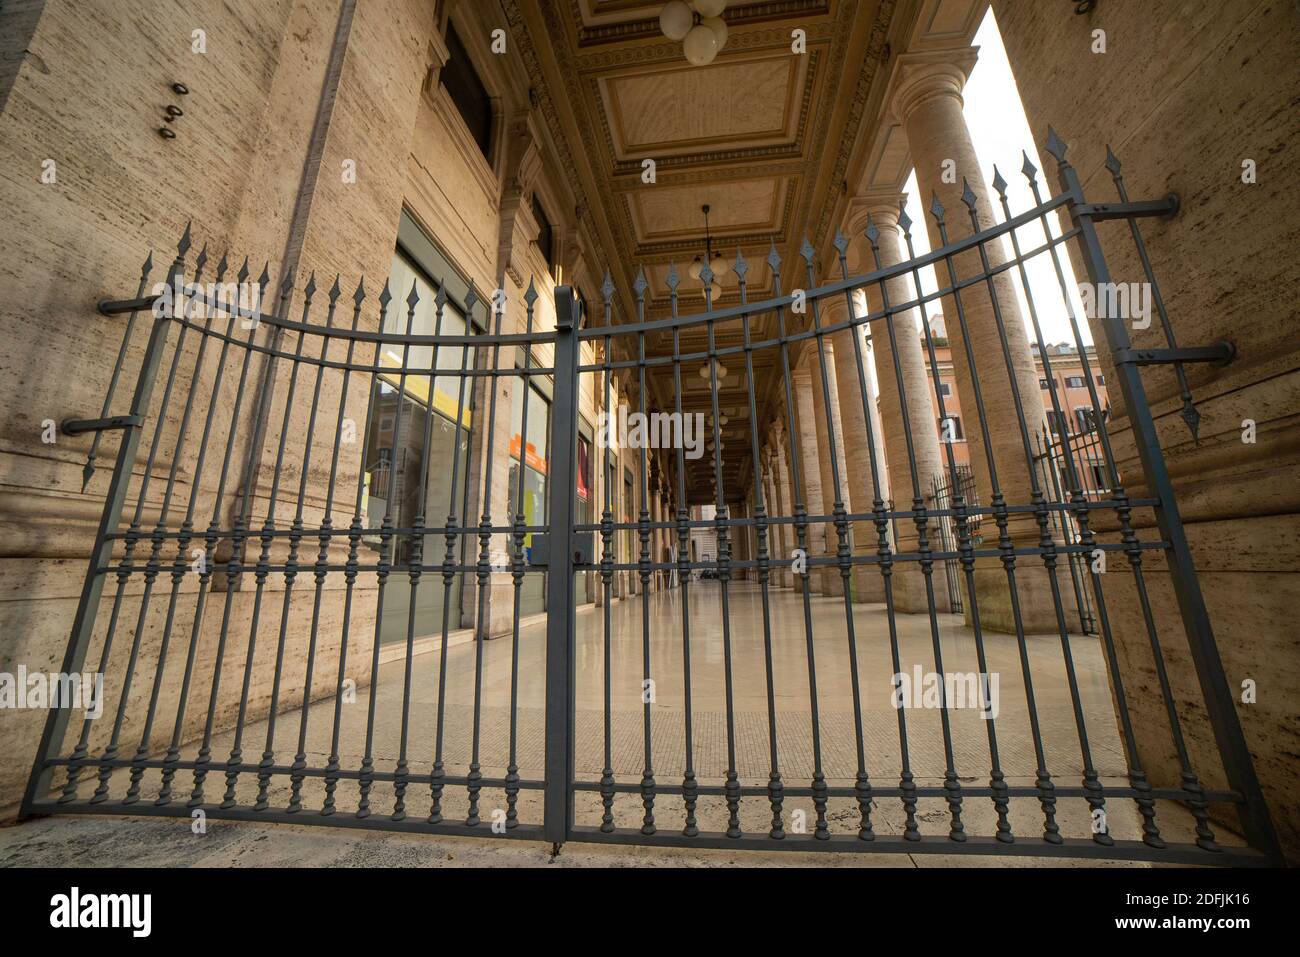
<box><xmin>529</xmin><ymin>532</ymin><xmax>594</xmax><ymax>568</ymax></box>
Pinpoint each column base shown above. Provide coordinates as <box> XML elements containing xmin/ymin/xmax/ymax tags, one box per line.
<box><xmin>890</xmin><ymin>562</ymin><xmax>955</xmax><ymax>616</ymax></box>
<box><xmin>849</xmin><ymin>563</ymin><xmax>885</xmax><ymax>603</ymax></box>
<box><xmin>966</xmin><ymin>559</ymin><xmax>1087</xmax><ymax>636</ymax></box>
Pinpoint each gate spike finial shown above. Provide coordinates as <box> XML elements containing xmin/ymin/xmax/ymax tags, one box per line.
<box><xmin>799</xmin><ymin>236</ymin><xmax>815</xmax><ymax>264</ymax></box>
<box><xmin>405</xmin><ymin>277</ymin><xmax>420</xmax><ymax>310</ymax></box>
<box><xmin>1044</xmin><ymin>126</ymin><xmax>1068</xmax><ymax>164</ymax></box>
<box><xmin>328</xmin><ymin>274</ymin><xmax>342</xmax><ymax>303</ymax></box>
<box><xmin>733</xmin><ymin>247</ymin><xmax>748</xmax><ymax>279</ymax></box>
<box><xmin>863</xmin><ymin>217</ymin><xmax>879</xmax><ymax>245</ymax></box>
<box><xmin>140</xmin><ymin>250</ymin><xmax>155</xmax><ymax>280</ymax></box>
<box><xmin>464</xmin><ymin>282</ymin><xmax>479</xmax><ymax>314</ymax></box>
<box><xmin>603</xmin><ymin>269</ymin><xmax>616</xmax><ymax>302</ymax></box>
<box><xmin>833</xmin><ymin>230</ymin><xmax>851</xmax><ymax>256</ymax></box>
<box><xmin>1104</xmin><ymin>145</ymin><xmax>1122</xmax><ymax>177</ymax></box>
<box><xmin>928</xmin><ymin>191</ymin><xmax>946</xmax><ymax>223</ymax></box>
<box><xmin>524</xmin><ymin>275</ymin><xmax>538</xmax><ymax>306</ymax></box>
<box><xmin>700</xmin><ymin>261</ymin><xmax>714</xmax><ymax>285</ymax></box>
<box><xmin>766</xmin><ymin>242</ymin><xmax>782</xmax><ymax>273</ymax></box>
<box><xmin>991</xmin><ymin>165</ymin><xmax>1008</xmax><ymax>198</ymax></box>
<box><xmin>1181</xmin><ymin>402</ymin><xmax>1201</xmax><ymax>440</ymax></box>
<box><xmin>353</xmin><ymin>276</ymin><xmax>366</xmax><ymax>306</ymax></box>
<box><xmin>1020</xmin><ymin>149</ymin><xmax>1039</xmax><ymax>182</ymax></box>
<box><xmin>433</xmin><ymin>279</ymin><xmax>447</xmax><ymax>310</ymax></box>
<box><xmin>960</xmin><ymin>177</ymin><xmax>978</xmax><ymax>211</ymax></box>
<box><xmin>304</xmin><ymin>272</ymin><xmax>318</xmax><ymax>303</ymax></box>
<box><xmin>897</xmin><ymin>201</ymin><xmax>912</xmax><ymax>235</ymax></box>
<box><xmin>665</xmin><ymin>262</ymin><xmax>679</xmax><ymax>291</ymax></box>
<box><xmin>378</xmin><ymin>279</ymin><xmax>392</xmax><ymax>314</ymax></box>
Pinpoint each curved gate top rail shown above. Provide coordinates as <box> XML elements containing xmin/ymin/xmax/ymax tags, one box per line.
<box><xmin>25</xmin><ymin>129</ymin><xmax>1281</xmax><ymax>866</ymax></box>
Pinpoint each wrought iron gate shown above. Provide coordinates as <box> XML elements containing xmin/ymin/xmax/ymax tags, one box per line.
<box><xmin>25</xmin><ymin>132</ymin><xmax>1282</xmax><ymax>865</ymax></box>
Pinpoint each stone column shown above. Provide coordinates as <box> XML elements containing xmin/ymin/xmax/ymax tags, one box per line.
<box><xmin>845</xmin><ymin>193</ymin><xmax>950</xmax><ymax>614</ymax></box>
<box><xmin>891</xmin><ymin>56</ymin><xmax>1069</xmax><ymax>634</ymax></box>
<box><xmin>792</xmin><ymin>358</ymin><xmax>827</xmax><ymax>594</ymax></box>
<box><xmin>775</xmin><ymin>422</ymin><xmax>802</xmax><ymax>592</ymax></box>
<box><xmin>808</xmin><ymin>338</ymin><xmax>848</xmax><ymax>596</ymax></box>
<box><xmin>761</xmin><ymin>446</ymin><xmax>786</xmax><ymax>588</ymax></box>
<box><xmin>821</xmin><ymin>297</ymin><xmax>887</xmax><ymax>602</ymax></box>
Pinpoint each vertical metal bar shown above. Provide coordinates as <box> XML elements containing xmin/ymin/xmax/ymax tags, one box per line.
<box><xmin>430</xmin><ymin>285</ymin><xmax>474</xmax><ymax>823</ymax></box>
<box><xmin>700</xmin><ymin>263</ymin><xmax>743</xmax><ymax>837</ymax></box>
<box><xmin>190</xmin><ymin>262</ymin><xmax>273</xmax><ymax>809</ymax></box>
<box><xmin>1050</xmin><ymin>132</ymin><xmax>1282</xmax><ymax>862</ymax></box>
<box><xmin>543</xmin><ymin>286</ymin><xmax>580</xmax><ymax>845</ymax></box>
<box><xmin>506</xmin><ymin>280</ymin><xmax>538</xmax><ymax>826</ymax></box>
<box><xmin>355</xmin><ymin>280</ymin><xmax>418</xmax><ymax>817</ymax></box>
<box><xmin>320</xmin><ymin>280</ymin><xmax>371</xmax><ymax>816</ymax></box>
<box><xmin>21</xmin><ymin>238</ymin><xmax>178</xmax><ymax>814</ymax></box>
<box><xmin>736</xmin><ymin>256</ymin><xmax>785</xmax><ymax>837</ymax></box>
<box><xmin>666</xmin><ymin>265</ymin><xmax>699</xmax><ymax>836</ymax></box>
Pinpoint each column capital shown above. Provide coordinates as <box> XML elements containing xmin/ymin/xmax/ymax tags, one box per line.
<box><xmin>886</xmin><ymin>49</ymin><xmax>978</xmax><ymax>124</ymax></box>
<box><xmin>844</xmin><ymin>189</ymin><xmax>908</xmax><ymax>236</ymax></box>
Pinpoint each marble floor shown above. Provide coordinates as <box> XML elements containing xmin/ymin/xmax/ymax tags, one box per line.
<box><xmin>72</xmin><ymin>579</ymin><xmax>1237</xmax><ymax>853</ymax></box>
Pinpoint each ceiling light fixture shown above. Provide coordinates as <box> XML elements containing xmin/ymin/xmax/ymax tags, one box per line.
<box><xmin>688</xmin><ymin>203</ymin><xmax>729</xmax><ymax>301</ymax></box>
<box><xmin>659</xmin><ymin>1</ymin><xmax>729</xmax><ymax>67</ymax></box>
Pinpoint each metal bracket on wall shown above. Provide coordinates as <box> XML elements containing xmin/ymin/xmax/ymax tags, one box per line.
<box><xmin>1114</xmin><ymin>341</ymin><xmax>1236</xmax><ymax>368</ymax></box>
<box><xmin>61</xmin><ymin>414</ymin><xmax>143</xmax><ymax>436</ymax></box>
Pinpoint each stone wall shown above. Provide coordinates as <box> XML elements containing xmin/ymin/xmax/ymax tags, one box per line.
<box><xmin>993</xmin><ymin>0</ymin><xmax>1300</xmax><ymax>858</ymax></box>
<box><xmin>0</xmin><ymin>0</ymin><xmax>602</xmax><ymax>818</ymax></box>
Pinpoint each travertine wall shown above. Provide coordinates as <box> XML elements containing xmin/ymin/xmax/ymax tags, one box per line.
<box><xmin>0</xmin><ymin>0</ymin><xmax>603</xmax><ymax>819</ymax></box>
<box><xmin>993</xmin><ymin>0</ymin><xmax>1300</xmax><ymax>857</ymax></box>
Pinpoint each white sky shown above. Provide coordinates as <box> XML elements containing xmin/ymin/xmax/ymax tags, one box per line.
<box><xmin>899</xmin><ymin>7</ymin><xmax>1091</xmax><ymax>347</ymax></box>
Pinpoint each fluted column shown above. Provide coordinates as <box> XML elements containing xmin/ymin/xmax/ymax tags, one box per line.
<box><xmin>792</xmin><ymin>358</ymin><xmax>827</xmax><ymax>594</ymax></box>
<box><xmin>891</xmin><ymin>56</ymin><xmax>1069</xmax><ymax>634</ymax></box>
<box><xmin>844</xmin><ymin>193</ymin><xmax>950</xmax><ymax>613</ymax></box>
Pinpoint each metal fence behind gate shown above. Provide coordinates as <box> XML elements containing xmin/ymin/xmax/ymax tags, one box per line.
<box><xmin>25</xmin><ymin>131</ymin><xmax>1282</xmax><ymax>865</ymax></box>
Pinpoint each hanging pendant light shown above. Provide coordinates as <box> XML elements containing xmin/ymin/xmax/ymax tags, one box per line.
<box><xmin>660</xmin><ymin>1</ymin><xmax>728</xmax><ymax>65</ymax></box>
<box><xmin>695</xmin><ymin>203</ymin><xmax>729</xmax><ymax>301</ymax></box>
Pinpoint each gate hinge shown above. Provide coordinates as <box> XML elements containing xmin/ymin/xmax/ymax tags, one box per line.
<box><xmin>1071</xmin><ymin>194</ymin><xmax>1179</xmax><ymax>222</ymax></box>
<box><xmin>61</xmin><ymin>414</ymin><xmax>144</xmax><ymax>436</ymax></box>
<box><xmin>1113</xmin><ymin>341</ymin><xmax>1235</xmax><ymax>368</ymax></box>
<box><xmin>529</xmin><ymin>531</ymin><xmax>594</xmax><ymax>567</ymax></box>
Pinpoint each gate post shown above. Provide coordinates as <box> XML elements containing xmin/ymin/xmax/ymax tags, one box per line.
<box><xmin>1050</xmin><ymin>135</ymin><xmax>1283</xmax><ymax>864</ymax></box>
<box><xmin>543</xmin><ymin>286</ymin><xmax>580</xmax><ymax>844</ymax></box>
<box><xmin>21</xmin><ymin>247</ymin><xmax>180</xmax><ymax>816</ymax></box>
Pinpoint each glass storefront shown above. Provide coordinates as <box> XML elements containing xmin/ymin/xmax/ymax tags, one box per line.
<box><xmin>363</xmin><ymin>246</ymin><xmax>476</xmax><ymax>645</ymax></box>
<box><xmin>507</xmin><ymin>376</ymin><xmax>551</xmax><ymax>617</ymax></box>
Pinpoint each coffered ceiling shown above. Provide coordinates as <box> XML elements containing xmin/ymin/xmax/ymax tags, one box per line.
<box><xmin>507</xmin><ymin>0</ymin><xmax>906</xmax><ymax>500</ymax></box>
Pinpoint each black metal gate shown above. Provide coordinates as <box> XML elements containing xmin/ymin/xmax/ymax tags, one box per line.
<box><xmin>25</xmin><ymin>132</ymin><xmax>1282</xmax><ymax>865</ymax></box>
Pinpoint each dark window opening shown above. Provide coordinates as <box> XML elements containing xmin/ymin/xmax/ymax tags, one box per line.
<box><xmin>533</xmin><ymin>193</ymin><xmax>555</xmax><ymax>276</ymax></box>
<box><xmin>442</xmin><ymin>23</ymin><xmax>492</xmax><ymax>159</ymax></box>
